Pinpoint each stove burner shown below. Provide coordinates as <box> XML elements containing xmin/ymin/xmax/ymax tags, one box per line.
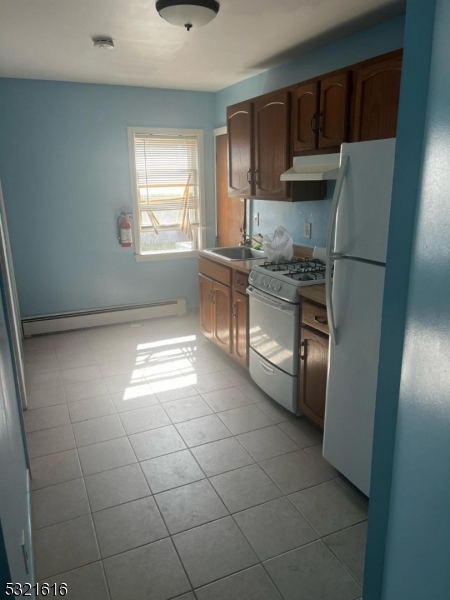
<box><xmin>261</xmin><ymin>257</ymin><xmax>324</xmax><ymax>271</ymax></box>
<box><xmin>285</xmin><ymin>270</ymin><xmax>326</xmax><ymax>281</ymax></box>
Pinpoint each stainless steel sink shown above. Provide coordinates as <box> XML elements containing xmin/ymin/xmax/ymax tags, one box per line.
<box><xmin>203</xmin><ymin>246</ymin><xmax>266</xmax><ymax>261</ymax></box>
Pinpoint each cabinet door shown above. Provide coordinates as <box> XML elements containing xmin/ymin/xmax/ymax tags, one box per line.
<box><xmin>254</xmin><ymin>91</ymin><xmax>290</xmax><ymax>200</ymax></box>
<box><xmin>299</xmin><ymin>327</ymin><xmax>329</xmax><ymax>428</ymax></box>
<box><xmin>293</xmin><ymin>82</ymin><xmax>319</xmax><ymax>153</ymax></box>
<box><xmin>232</xmin><ymin>290</ymin><xmax>249</xmax><ymax>367</ymax></box>
<box><xmin>199</xmin><ymin>274</ymin><xmax>213</xmax><ymax>339</ymax></box>
<box><xmin>353</xmin><ymin>52</ymin><xmax>402</xmax><ymax>142</ymax></box>
<box><xmin>227</xmin><ymin>101</ymin><xmax>252</xmax><ymax>197</ymax></box>
<box><xmin>318</xmin><ymin>72</ymin><xmax>350</xmax><ymax>149</ymax></box>
<box><xmin>213</xmin><ymin>281</ymin><xmax>232</xmax><ymax>353</ymax></box>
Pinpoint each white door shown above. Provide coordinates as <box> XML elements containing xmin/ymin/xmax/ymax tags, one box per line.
<box><xmin>335</xmin><ymin>139</ymin><xmax>396</xmax><ymax>263</ymax></box>
<box><xmin>323</xmin><ymin>258</ymin><xmax>385</xmax><ymax>496</ymax></box>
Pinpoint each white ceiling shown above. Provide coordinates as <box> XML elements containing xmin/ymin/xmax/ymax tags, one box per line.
<box><xmin>0</xmin><ymin>0</ymin><xmax>405</xmax><ymax>92</ymax></box>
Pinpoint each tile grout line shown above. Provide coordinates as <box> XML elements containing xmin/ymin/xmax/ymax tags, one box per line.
<box><xmin>134</xmin><ymin>456</ymin><xmax>197</xmax><ymax>595</ymax></box>
<box><xmin>27</xmin><ymin>326</ymin><xmax>364</xmax><ymax>596</ymax></box>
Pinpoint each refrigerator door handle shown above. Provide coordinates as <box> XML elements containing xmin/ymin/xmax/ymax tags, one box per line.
<box><xmin>326</xmin><ymin>155</ymin><xmax>349</xmax><ymax>345</ymax></box>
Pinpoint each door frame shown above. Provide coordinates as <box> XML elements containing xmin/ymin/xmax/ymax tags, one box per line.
<box><xmin>214</xmin><ymin>126</ymin><xmax>252</xmax><ymax>246</ymax></box>
<box><xmin>214</xmin><ymin>127</ymin><xmax>227</xmax><ymax>245</ymax></box>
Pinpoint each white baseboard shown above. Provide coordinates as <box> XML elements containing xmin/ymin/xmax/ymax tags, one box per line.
<box><xmin>22</xmin><ymin>298</ymin><xmax>187</xmax><ymax>336</ymax></box>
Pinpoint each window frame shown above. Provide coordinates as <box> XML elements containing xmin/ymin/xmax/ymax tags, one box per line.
<box><xmin>127</xmin><ymin>126</ymin><xmax>206</xmax><ymax>261</ymax></box>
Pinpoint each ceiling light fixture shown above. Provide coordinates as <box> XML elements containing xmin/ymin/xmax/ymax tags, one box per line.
<box><xmin>155</xmin><ymin>0</ymin><xmax>220</xmax><ymax>31</ymax></box>
<box><xmin>92</xmin><ymin>37</ymin><xmax>115</xmax><ymax>50</ymax></box>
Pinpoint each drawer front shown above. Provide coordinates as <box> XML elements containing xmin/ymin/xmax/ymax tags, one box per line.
<box><xmin>249</xmin><ymin>348</ymin><xmax>297</xmax><ymax>414</ymax></box>
<box><xmin>233</xmin><ymin>270</ymin><xmax>249</xmax><ymax>293</ymax></box>
<box><xmin>199</xmin><ymin>258</ymin><xmax>231</xmax><ymax>287</ymax></box>
<box><xmin>302</xmin><ymin>301</ymin><xmax>329</xmax><ymax>335</ymax></box>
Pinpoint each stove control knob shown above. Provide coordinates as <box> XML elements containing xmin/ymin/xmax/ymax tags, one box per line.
<box><xmin>269</xmin><ymin>279</ymin><xmax>275</xmax><ymax>289</ymax></box>
<box><xmin>274</xmin><ymin>281</ymin><xmax>282</xmax><ymax>291</ymax></box>
<box><xmin>249</xmin><ymin>271</ymin><xmax>256</xmax><ymax>282</ymax></box>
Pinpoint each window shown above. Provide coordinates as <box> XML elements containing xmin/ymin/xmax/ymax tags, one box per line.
<box><xmin>128</xmin><ymin>127</ymin><xmax>205</xmax><ymax>259</ymax></box>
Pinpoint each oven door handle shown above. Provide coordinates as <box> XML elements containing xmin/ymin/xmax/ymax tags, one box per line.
<box><xmin>247</xmin><ymin>286</ymin><xmax>295</xmax><ymax>313</ymax></box>
<box><xmin>260</xmin><ymin>361</ymin><xmax>274</xmax><ymax>374</ymax></box>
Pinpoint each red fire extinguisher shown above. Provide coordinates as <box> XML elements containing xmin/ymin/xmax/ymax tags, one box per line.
<box><xmin>118</xmin><ymin>213</ymin><xmax>132</xmax><ymax>248</ymax></box>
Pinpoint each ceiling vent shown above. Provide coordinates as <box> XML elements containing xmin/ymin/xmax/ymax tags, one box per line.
<box><xmin>92</xmin><ymin>37</ymin><xmax>115</xmax><ymax>50</ymax></box>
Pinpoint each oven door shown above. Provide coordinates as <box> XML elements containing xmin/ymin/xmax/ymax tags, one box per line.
<box><xmin>247</xmin><ymin>286</ymin><xmax>299</xmax><ymax>376</ymax></box>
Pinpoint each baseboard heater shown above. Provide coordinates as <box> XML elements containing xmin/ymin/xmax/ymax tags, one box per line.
<box><xmin>22</xmin><ymin>298</ymin><xmax>187</xmax><ymax>337</ymax></box>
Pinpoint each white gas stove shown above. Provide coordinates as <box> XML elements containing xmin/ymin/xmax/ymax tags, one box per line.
<box><xmin>247</xmin><ymin>253</ymin><xmax>329</xmax><ymax>414</ymax></box>
<box><xmin>248</xmin><ymin>257</ymin><xmax>327</xmax><ymax>303</ymax></box>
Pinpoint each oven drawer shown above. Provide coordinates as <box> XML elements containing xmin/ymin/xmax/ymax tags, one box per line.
<box><xmin>302</xmin><ymin>301</ymin><xmax>329</xmax><ymax>335</ymax></box>
<box><xmin>249</xmin><ymin>348</ymin><xmax>297</xmax><ymax>414</ymax></box>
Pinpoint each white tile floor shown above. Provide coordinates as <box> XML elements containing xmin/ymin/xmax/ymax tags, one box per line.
<box><xmin>25</xmin><ymin>311</ymin><xmax>367</xmax><ymax>600</ymax></box>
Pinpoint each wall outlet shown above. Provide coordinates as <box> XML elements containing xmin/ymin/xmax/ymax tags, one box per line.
<box><xmin>304</xmin><ymin>222</ymin><xmax>311</xmax><ymax>239</ymax></box>
<box><xmin>254</xmin><ymin>212</ymin><xmax>259</xmax><ymax>226</ymax></box>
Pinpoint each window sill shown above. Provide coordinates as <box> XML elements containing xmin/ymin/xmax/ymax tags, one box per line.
<box><xmin>135</xmin><ymin>250</ymin><xmax>200</xmax><ymax>262</ymax></box>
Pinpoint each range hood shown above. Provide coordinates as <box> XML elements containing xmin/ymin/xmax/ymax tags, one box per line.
<box><xmin>280</xmin><ymin>153</ymin><xmax>340</xmax><ymax>181</ymax></box>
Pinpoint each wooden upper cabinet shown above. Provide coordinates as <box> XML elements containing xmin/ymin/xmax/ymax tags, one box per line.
<box><xmin>253</xmin><ymin>91</ymin><xmax>291</xmax><ymax>199</ymax></box>
<box><xmin>318</xmin><ymin>72</ymin><xmax>350</xmax><ymax>149</ymax></box>
<box><xmin>353</xmin><ymin>51</ymin><xmax>403</xmax><ymax>142</ymax></box>
<box><xmin>227</xmin><ymin>101</ymin><xmax>252</xmax><ymax>198</ymax></box>
<box><xmin>293</xmin><ymin>82</ymin><xmax>318</xmax><ymax>153</ymax></box>
<box><xmin>292</xmin><ymin>73</ymin><xmax>350</xmax><ymax>154</ymax></box>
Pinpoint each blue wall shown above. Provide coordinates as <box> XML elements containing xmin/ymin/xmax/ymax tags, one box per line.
<box><xmin>376</xmin><ymin>1</ymin><xmax>450</xmax><ymax>597</ymax></box>
<box><xmin>215</xmin><ymin>16</ymin><xmax>405</xmax><ymax>249</ymax></box>
<box><xmin>363</xmin><ymin>1</ymin><xmax>436</xmax><ymax>598</ymax></box>
<box><xmin>0</xmin><ymin>16</ymin><xmax>405</xmax><ymax>317</ymax></box>
<box><xmin>0</xmin><ymin>80</ymin><xmax>215</xmax><ymax>317</ymax></box>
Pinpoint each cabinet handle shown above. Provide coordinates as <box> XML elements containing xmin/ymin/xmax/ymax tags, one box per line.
<box><xmin>237</xmin><ymin>279</ymin><xmax>245</xmax><ymax>286</ymax></box>
<box><xmin>209</xmin><ymin>291</ymin><xmax>215</xmax><ymax>305</ymax></box>
<box><xmin>310</xmin><ymin>114</ymin><xmax>317</xmax><ymax>134</ymax></box>
<box><xmin>300</xmin><ymin>341</ymin><xmax>306</xmax><ymax>360</ymax></box>
<box><xmin>254</xmin><ymin>169</ymin><xmax>259</xmax><ymax>185</ymax></box>
<box><xmin>317</xmin><ymin>111</ymin><xmax>324</xmax><ymax>133</ymax></box>
<box><xmin>314</xmin><ymin>316</ymin><xmax>328</xmax><ymax>325</ymax></box>
<box><xmin>232</xmin><ymin>303</ymin><xmax>237</xmax><ymax>318</ymax></box>
<box><xmin>246</xmin><ymin>169</ymin><xmax>251</xmax><ymax>183</ymax></box>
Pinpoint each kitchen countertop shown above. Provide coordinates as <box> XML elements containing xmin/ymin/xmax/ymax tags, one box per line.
<box><xmin>298</xmin><ymin>284</ymin><xmax>326</xmax><ymax>306</ymax></box>
<box><xmin>198</xmin><ymin>249</ymin><xmax>265</xmax><ymax>274</ymax></box>
<box><xmin>198</xmin><ymin>244</ymin><xmax>315</xmax><ymax>275</ymax></box>
<box><xmin>199</xmin><ymin>248</ymin><xmax>326</xmax><ymax>305</ymax></box>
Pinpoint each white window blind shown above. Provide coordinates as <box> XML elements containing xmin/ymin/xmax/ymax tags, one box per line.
<box><xmin>132</xmin><ymin>132</ymin><xmax>201</xmax><ymax>254</ymax></box>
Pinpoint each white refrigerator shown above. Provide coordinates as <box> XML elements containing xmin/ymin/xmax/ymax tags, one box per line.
<box><xmin>323</xmin><ymin>138</ymin><xmax>396</xmax><ymax>497</ymax></box>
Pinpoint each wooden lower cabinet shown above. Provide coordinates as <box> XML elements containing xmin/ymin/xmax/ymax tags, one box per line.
<box><xmin>199</xmin><ymin>260</ymin><xmax>249</xmax><ymax>365</ymax></box>
<box><xmin>231</xmin><ymin>290</ymin><xmax>249</xmax><ymax>367</ymax></box>
<box><xmin>199</xmin><ymin>274</ymin><xmax>213</xmax><ymax>339</ymax></box>
<box><xmin>299</xmin><ymin>326</ymin><xmax>329</xmax><ymax>428</ymax></box>
<box><xmin>199</xmin><ymin>273</ymin><xmax>232</xmax><ymax>354</ymax></box>
<box><xmin>213</xmin><ymin>281</ymin><xmax>232</xmax><ymax>353</ymax></box>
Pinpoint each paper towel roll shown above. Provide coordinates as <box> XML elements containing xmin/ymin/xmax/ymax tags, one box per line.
<box><xmin>313</xmin><ymin>246</ymin><xmax>327</xmax><ymax>261</ymax></box>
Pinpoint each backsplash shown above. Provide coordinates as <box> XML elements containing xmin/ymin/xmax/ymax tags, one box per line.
<box><xmin>250</xmin><ymin>183</ymin><xmax>334</xmax><ymax>248</ymax></box>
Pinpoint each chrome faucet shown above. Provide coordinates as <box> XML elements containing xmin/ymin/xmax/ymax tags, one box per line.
<box><xmin>239</xmin><ymin>232</ymin><xmax>252</xmax><ymax>247</ymax></box>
